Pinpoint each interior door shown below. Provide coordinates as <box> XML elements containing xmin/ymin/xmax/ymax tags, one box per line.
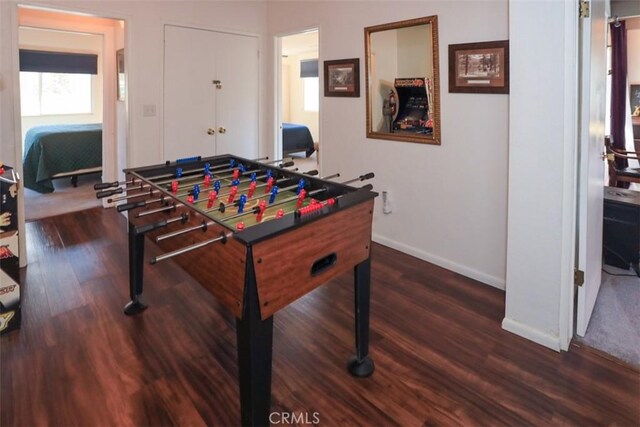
<box><xmin>214</xmin><ymin>32</ymin><xmax>259</xmax><ymax>159</ymax></box>
<box><xmin>164</xmin><ymin>26</ymin><xmax>259</xmax><ymax>162</ymax></box>
<box><xmin>164</xmin><ymin>25</ymin><xmax>217</xmax><ymax>161</ymax></box>
<box><xmin>576</xmin><ymin>0</ymin><xmax>607</xmax><ymax>336</ymax></box>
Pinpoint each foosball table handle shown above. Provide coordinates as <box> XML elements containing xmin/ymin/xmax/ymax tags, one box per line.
<box><xmin>94</xmin><ymin>181</ymin><xmax>120</xmax><ymax>190</ymax></box>
<box><xmin>117</xmin><ymin>200</ymin><xmax>146</xmax><ymax>212</ymax></box>
<box><xmin>96</xmin><ymin>188</ymin><xmax>124</xmax><ymax>199</ymax></box>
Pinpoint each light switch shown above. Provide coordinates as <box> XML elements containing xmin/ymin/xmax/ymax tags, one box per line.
<box><xmin>143</xmin><ymin>104</ymin><xmax>156</xmax><ymax>117</ymax></box>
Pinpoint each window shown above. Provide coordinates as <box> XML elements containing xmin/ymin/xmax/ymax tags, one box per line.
<box><xmin>20</xmin><ymin>72</ymin><xmax>93</xmax><ymax>116</ymax></box>
<box><xmin>303</xmin><ymin>77</ymin><xmax>319</xmax><ymax>112</ymax></box>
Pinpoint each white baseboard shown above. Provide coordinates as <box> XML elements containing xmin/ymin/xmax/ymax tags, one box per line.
<box><xmin>502</xmin><ymin>317</ymin><xmax>561</xmax><ymax>352</ymax></box>
<box><xmin>372</xmin><ymin>233</ymin><xmax>505</xmax><ymax>290</ymax></box>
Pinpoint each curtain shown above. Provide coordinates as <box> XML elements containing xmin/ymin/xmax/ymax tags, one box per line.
<box><xmin>19</xmin><ymin>50</ymin><xmax>98</xmax><ymax>75</ymax></box>
<box><xmin>610</xmin><ymin>20</ymin><xmax>628</xmax><ymax>184</ymax></box>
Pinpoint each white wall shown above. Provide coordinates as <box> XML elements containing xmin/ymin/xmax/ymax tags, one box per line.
<box><xmin>1</xmin><ymin>0</ymin><xmax>269</xmax><ymax>171</ymax></box>
<box><xmin>503</xmin><ymin>0</ymin><xmax>580</xmax><ymax>350</ymax></box>
<box><xmin>370</xmin><ymin>29</ymin><xmax>398</xmax><ymax>132</ymax></box>
<box><xmin>19</xmin><ymin>27</ymin><xmax>104</xmax><ymax>147</ymax></box>
<box><xmin>397</xmin><ymin>24</ymin><xmax>432</xmax><ymax>78</ymax></box>
<box><xmin>268</xmin><ymin>1</ymin><xmax>509</xmax><ymax>289</ymax></box>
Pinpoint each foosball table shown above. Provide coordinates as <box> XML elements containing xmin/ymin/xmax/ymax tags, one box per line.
<box><xmin>95</xmin><ymin>154</ymin><xmax>377</xmax><ymax>426</ymax></box>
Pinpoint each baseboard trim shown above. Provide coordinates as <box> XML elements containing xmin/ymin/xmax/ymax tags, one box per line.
<box><xmin>372</xmin><ymin>234</ymin><xmax>505</xmax><ymax>290</ymax></box>
<box><xmin>502</xmin><ymin>317</ymin><xmax>561</xmax><ymax>352</ymax></box>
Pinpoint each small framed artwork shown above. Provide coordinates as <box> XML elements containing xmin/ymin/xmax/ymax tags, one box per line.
<box><xmin>324</xmin><ymin>58</ymin><xmax>360</xmax><ymax>97</ymax></box>
<box><xmin>116</xmin><ymin>49</ymin><xmax>125</xmax><ymax>101</ymax></box>
<box><xmin>448</xmin><ymin>40</ymin><xmax>509</xmax><ymax>94</ymax></box>
<box><xmin>631</xmin><ymin>84</ymin><xmax>640</xmax><ymax>117</ymax></box>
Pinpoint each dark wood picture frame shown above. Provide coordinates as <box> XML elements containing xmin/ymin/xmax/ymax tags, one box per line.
<box><xmin>324</xmin><ymin>58</ymin><xmax>360</xmax><ymax>97</ymax></box>
<box><xmin>116</xmin><ymin>48</ymin><xmax>125</xmax><ymax>101</ymax></box>
<box><xmin>448</xmin><ymin>40</ymin><xmax>509</xmax><ymax>94</ymax></box>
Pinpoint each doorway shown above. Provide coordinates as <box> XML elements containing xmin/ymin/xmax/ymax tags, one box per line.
<box><xmin>577</xmin><ymin>13</ymin><xmax>640</xmax><ymax>368</ymax></box>
<box><xmin>277</xmin><ymin>29</ymin><xmax>319</xmax><ymax>173</ymax></box>
<box><xmin>15</xmin><ymin>6</ymin><xmax>125</xmax><ymax>221</ymax></box>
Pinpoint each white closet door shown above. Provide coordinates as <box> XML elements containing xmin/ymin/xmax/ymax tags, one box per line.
<box><xmin>163</xmin><ymin>25</ymin><xmax>217</xmax><ymax>161</ymax></box>
<box><xmin>214</xmin><ymin>32</ymin><xmax>259</xmax><ymax>159</ymax></box>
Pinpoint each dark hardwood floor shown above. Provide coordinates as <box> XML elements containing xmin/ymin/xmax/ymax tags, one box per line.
<box><xmin>2</xmin><ymin>207</ymin><xmax>638</xmax><ymax>426</ymax></box>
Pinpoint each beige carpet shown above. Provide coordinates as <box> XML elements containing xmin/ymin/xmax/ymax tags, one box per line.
<box><xmin>579</xmin><ymin>264</ymin><xmax>640</xmax><ymax>367</ymax></box>
<box><xmin>24</xmin><ymin>173</ymin><xmax>102</xmax><ymax>221</ymax></box>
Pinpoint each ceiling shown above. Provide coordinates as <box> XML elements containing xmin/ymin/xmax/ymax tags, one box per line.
<box><xmin>281</xmin><ymin>30</ymin><xmax>318</xmax><ymax>56</ymax></box>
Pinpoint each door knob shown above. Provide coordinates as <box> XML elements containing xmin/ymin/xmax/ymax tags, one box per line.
<box><xmin>207</xmin><ymin>128</ymin><xmax>215</xmax><ymax>135</ymax></box>
<box><xmin>218</xmin><ymin>127</ymin><xmax>227</xmax><ymax>134</ymax></box>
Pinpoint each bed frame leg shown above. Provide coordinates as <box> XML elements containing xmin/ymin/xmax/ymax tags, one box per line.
<box><xmin>71</xmin><ymin>175</ymin><xmax>78</xmax><ymax>187</ymax></box>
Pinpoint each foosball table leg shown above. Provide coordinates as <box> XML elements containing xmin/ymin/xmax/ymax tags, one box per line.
<box><xmin>124</xmin><ymin>223</ymin><xmax>148</xmax><ymax>315</ymax></box>
<box><xmin>236</xmin><ymin>249</ymin><xmax>273</xmax><ymax>427</ymax></box>
<box><xmin>348</xmin><ymin>257</ymin><xmax>375</xmax><ymax>377</ymax></box>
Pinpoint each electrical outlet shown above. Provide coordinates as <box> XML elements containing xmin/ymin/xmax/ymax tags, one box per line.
<box><xmin>382</xmin><ymin>190</ymin><xmax>392</xmax><ymax>214</ymax></box>
<box><xmin>143</xmin><ymin>104</ymin><xmax>156</xmax><ymax>117</ymax></box>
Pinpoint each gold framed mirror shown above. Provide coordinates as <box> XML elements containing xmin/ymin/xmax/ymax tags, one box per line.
<box><xmin>365</xmin><ymin>16</ymin><xmax>441</xmax><ymax>145</ymax></box>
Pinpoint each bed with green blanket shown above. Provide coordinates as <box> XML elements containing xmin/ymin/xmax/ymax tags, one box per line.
<box><xmin>23</xmin><ymin>123</ymin><xmax>102</xmax><ymax>193</ymax></box>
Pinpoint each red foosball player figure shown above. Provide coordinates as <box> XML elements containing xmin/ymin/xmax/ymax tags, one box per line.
<box><xmin>296</xmin><ymin>189</ymin><xmax>307</xmax><ymax>209</ymax></box>
<box><xmin>227</xmin><ymin>186</ymin><xmax>238</xmax><ymax>204</ymax></box>
<box><xmin>264</xmin><ymin>177</ymin><xmax>274</xmax><ymax>194</ymax></box>
<box><xmin>247</xmin><ymin>181</ymin><xmax>257</xmax><ymax>198</ymax></box>
<box><xmin>275</xmin><ymin>209</ymin><xmax>285</xmax><ymax>219</ymax></box>
<box><xmin>256</xmin><ymin>200</ymin><xmax>267</xmax><ymax>222</ymax></box>
<box><xmin>207</xmin><ymin>190</ymin><xmax>218</xmax><ymax>209</ymax></box>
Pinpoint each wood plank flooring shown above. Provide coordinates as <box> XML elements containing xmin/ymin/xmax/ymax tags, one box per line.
<box><xmin>1</xmin><ymin>207</ymin><xmax>638</xmax><ymax>426</ymax></box>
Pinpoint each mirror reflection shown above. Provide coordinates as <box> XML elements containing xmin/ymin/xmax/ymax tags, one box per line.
<box><xmin>365</xmin><ymin>16</ymin><xmax>440</xmax><ymax>144</ymax></box>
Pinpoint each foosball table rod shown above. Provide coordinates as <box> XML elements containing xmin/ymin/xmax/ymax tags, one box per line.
<box><xmin>172</xmin><ymin>161</ymin><xmax>295</xmax><ymax>194</ymax></box>
<box><xmin>136</xmin><ymin>203</ymin><xmax>178</xmax><ymax>217</ymax></box>
<box><xmin>155</xmin><ymin>186</ymin><xmax>330</xmax><ymax>243</ymax></box>
<box><xmin>186</xmin><ymin>168</ymin><xmax>301</xmax><ymax>202</ymax></box>
<box><xmin>150</xmin><ymin>231</ymin><xmax>233</xmax><ymax>264</ymax></box>
<box><xmin>151</xmin><ymin>157</ymin><xmax>291</xmax><ymax>186</ymax></box>
<box><xmin>339</xmin><ymin>172</ymin><xmax>375</xmax><ymax>185</ymax></box>
<box><xmin>116</xmin><ymin>195</ymin><xmax>167</xmax><ymax>212</ymax></box>
<box><xmin>321</xmin><ymin>173</ymin><xmax>340</xmax><ymax>180</ymax></box>
<box><xmin>94</xmin><ymin>177</ymin><xmax>137</xmax><ymax>190</ymax></box>
<box><xmin>144</xmin><ymin>156</ymin><xmax>271</xmax><ymax>183</ymax></box>
<box><xmin>96</xmin><ymin>182</ymin><xmax>152</xmax><ymax>200</ymax></box>
<box><xmin>108</xmin><ymin>188</ymin><xmax>154</xmax><ymax>203</ymax></box>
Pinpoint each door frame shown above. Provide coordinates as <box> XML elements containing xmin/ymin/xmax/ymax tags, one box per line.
<box><xmin>574</xmin><ymin>0</ymin><xmax>609</xmax><ymax>338</ymax></box>
<box><xmin>567</xmin><ymin>0</ymin><xmax>610</xmax><ymax>344</ymax></box>
<box><xmin>9</xmin><ymin>3</ymin><xmax>131</xmax><ymax>266</ymax></box>
<box><xmin>274</xmin><ymin>26</ymin><xmax>320</xmax><ymax>167</ymax></box>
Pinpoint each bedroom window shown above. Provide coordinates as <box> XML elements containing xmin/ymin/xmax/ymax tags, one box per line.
<box><xmin>303</xmin><ymin>77</ymin><xmax>319</xmax><ymax>112</ymax></box>
<box><xmin>20</xmin><ymin>72</ymin><xmax>93</xmax><ymax>116</ymax></box>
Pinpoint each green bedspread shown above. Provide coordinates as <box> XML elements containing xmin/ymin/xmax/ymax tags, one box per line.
<box><xmin>23</xmin><ymin>123</ymin><xmax>102</xmax><ymax>193</ymax></box>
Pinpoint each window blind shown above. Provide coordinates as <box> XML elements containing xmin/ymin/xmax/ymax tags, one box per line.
<box><xmin>300</xmin><ymin>59</ymin><xmax>318</xmax><ymax>78</ymax></box>
<box><xmin>19</xmin><ymin>49</ymin><xmax>98</xmax><ymax>75</ymax></box>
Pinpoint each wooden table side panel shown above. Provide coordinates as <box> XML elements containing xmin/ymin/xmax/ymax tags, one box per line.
<box><xmin>124</xmin><ymin>188</ymin><xmax>245</xmax><ymax>318</ymax></box>
<box><xmin>252</xmin><ymin>200</ymin><xmax>374</xmax><ymax>319</ymax></box>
